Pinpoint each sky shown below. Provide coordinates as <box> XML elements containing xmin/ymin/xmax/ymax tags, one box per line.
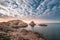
<box><xmin>0</xmin><ymin>0</ymin><xmax>60</xmax><ymax>23</ymax></box>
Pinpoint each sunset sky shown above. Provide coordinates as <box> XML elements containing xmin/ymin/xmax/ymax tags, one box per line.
<box><xmin>0</xmin><ymin>0</ymin><xmax>60</xmax><ymax>23</ymax></box>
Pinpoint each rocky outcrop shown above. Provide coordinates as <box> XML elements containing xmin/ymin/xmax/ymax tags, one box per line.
<box><xmin>0</xmin><ymin>22</ymin><xmax>10</xmax><ymax>26</ymax></box>
<box><xmin>38</xmin><ymin>24</ymin><xmax>47</xmax><ymax>27</ymax></box>
<box><xmin>8</xmin><ymin>20</ymin><xmax>28</xmax><ymax>28</ymax></box>
<box><xmin>9</xmin><ymin>29</ymin><xmax>45</xmax><ymax>40</ymax></box>
<box><xmin>29</xmin><ymin>21</ymin><xmax>36</xmax><ymax>27</ymax></box>
<box><xmin>0</xmin><ymin>32</ymin><xmax>10</xmax><ymax>40</ymax></box>
<box><xmin>0</xmin><ymin>20</ymin><xmax>28</xmax><ymax>32</ymax></box>
<box><xmin>0</xmin><ymin>20</ymin><xmax>45</xmax><ymax>40</ymax></box>
<box><xmin>0</xmin><ymin>22</ymin><xmax>13</xmax><ymax>32</ymax></box>
<box><xmin>0</xmin><ymin>29</ymin><xmax>45</xmax><ymax>40</ymax></box>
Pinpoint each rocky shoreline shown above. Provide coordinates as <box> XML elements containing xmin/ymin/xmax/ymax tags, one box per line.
<box><xmin>0</xmin><ymin>20</ymin><xmax>46</xmax><ymax>40</ymax></box>
<box><xmin>0</xmin><ymin>29</ymin><xmax>45</xmax><ymax>40</ymax></box>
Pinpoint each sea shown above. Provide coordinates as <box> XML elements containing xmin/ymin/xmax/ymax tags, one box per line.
<box><xmin>24</xmin><ymin>23</ymin><xmax>60</xmax><ymax>40</ymax></box>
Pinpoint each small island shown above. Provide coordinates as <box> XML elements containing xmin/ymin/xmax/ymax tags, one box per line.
<box><xmin>29</xmin><ymin>21</ymin><xmax>36</xmax><ymax>27</ymax></box>
<box><xmin>38</xmin><ymin>24</ymin><xmax>47</xmax><ymax>27</ymax></box>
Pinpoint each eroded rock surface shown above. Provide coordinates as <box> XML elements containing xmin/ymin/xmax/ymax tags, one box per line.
<box><xmin>9</xmin><ymin>29</ymin><xmax>45</xmax><ymax>40</ymax></box>
<box><xmin>0</xmin><ymin>20</ymin><xmax>28</xmax><ymax>32</ymax></box>
<box><xmin>8</xmin><ymin>20</ymin><xmax>28</xmax><ymax>28</ymax></box>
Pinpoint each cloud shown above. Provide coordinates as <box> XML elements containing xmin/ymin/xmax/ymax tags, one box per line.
<box><xmin>0</xmin><ymin>0</ymin><xmax>60</xmax><ymax>20</ymax></box>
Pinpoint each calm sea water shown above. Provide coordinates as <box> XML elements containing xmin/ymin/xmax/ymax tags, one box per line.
<box><xmin>25</xmin><ymin>23</ymin><xmax>60</xmax><ymax>40</ymax></box>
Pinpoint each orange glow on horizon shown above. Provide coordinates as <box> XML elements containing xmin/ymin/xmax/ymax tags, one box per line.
<box><xmin>0</xmin><ymin>18</ymin><xmax>46</xmax><ymax>23</ymax></box>
<box><xmin>0</xmin><ymin>18</ymin><xmax>16</xmax><ymax>22</ymax></box>
<box><xmin>0</xmin><ymin>18</ymin><xmax>60</xmax><ymax>23</ymax></box>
